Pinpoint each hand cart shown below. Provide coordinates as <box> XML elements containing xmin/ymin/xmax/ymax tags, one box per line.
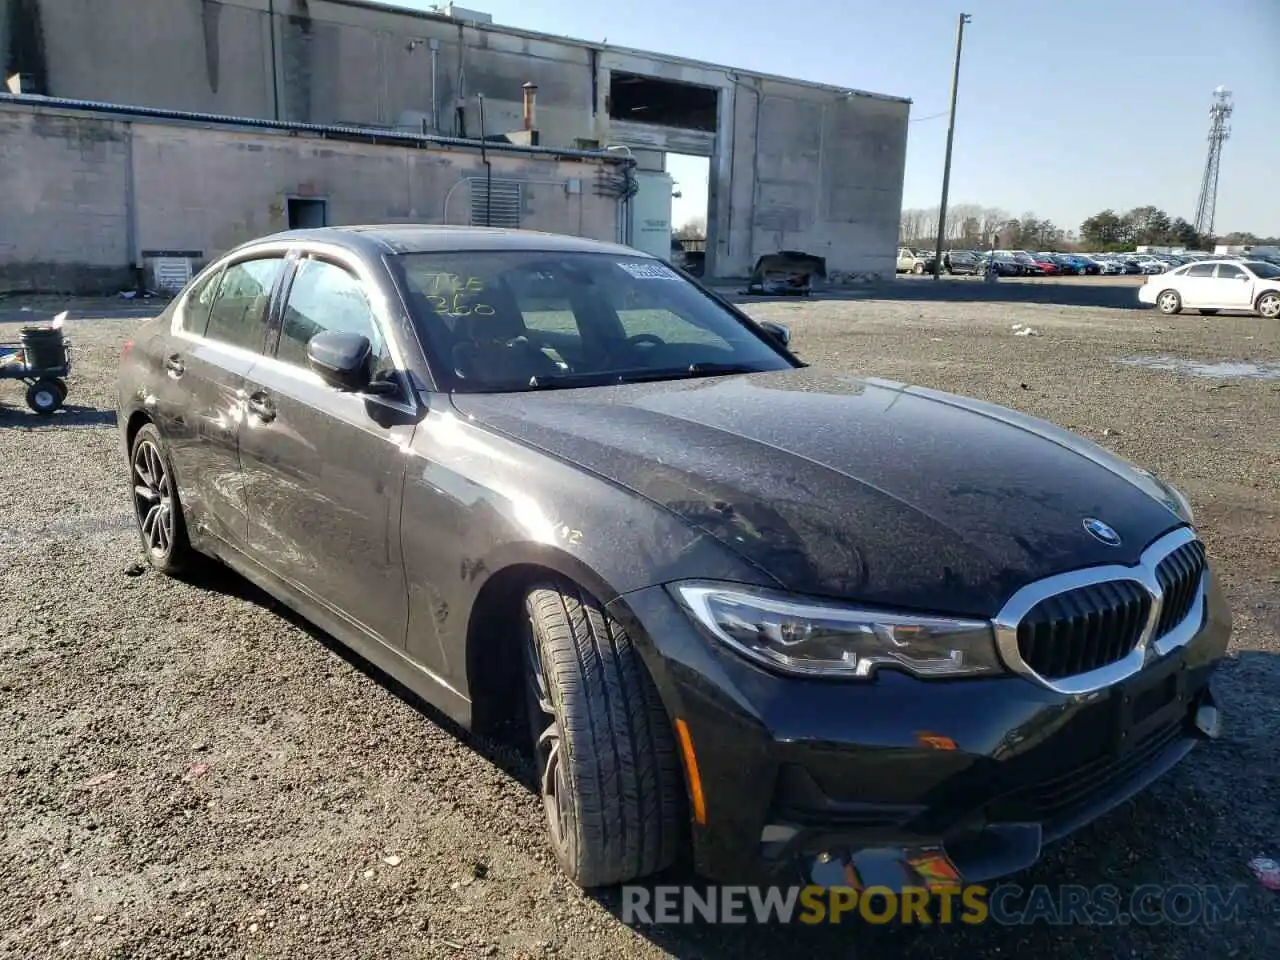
<box><xmin>0</xmin><ymin>311</ymin><xmax>72</xmax><ymax>415</ymax></box>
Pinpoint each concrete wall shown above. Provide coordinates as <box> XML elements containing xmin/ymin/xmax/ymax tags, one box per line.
<box><xmin>0</xmin><ymin>101</ymin><xmax>620</xmax><ymax>293</ymax></box>
<box><xmin>3</xmin><ymin>0</ymin><xmax>911</xmax><ymax>280</ymax></box>
<box><xmin>718</xmin><ymin>78</ymin><xmax>909</xmax><ymax>278</ymax></box>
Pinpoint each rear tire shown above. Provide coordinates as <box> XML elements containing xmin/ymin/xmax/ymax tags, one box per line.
<box><xmin>1156</xmin><ymin>290</ymin><xmax>1182</xmax><ymax>315</ymax></box>
<box><xmin>129</xmin><ymin>423</ymin><xmax>199</xmax><ymax>576</ymax></box>
<box><xmin>522</xmin><ymin>580</ymin><xmax>684</xmax><ymax>888</ymax></box>
<box><xmin>1257</xmin><ymin>291</ymin><xmax>1280</xmax><ymax>320</ymax></box>
<box><xmin>913</xmin><ymin>262</ymin><xmax>925</xmax><ymax>274</ymax></box>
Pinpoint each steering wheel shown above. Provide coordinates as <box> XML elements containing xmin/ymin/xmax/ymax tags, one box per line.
<box><xmin>604</xmin><ymin>332</ymin><xmax>668</xmax><ymax>366</ymax></box>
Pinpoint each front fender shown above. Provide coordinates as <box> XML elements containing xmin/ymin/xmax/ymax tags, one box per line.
<box><xmin>399</xmin><ymin>404</ymin><xmax>772</xmax><ymax>693</ymax></box>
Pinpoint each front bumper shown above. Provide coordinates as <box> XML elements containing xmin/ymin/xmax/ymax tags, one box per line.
<box><xmin>610</xmin><ymin>569</ymin><xmax>1231</xmax><ymax>889</ymax></box>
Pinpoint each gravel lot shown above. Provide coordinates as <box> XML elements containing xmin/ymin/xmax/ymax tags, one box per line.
<box><xmin>1</xmin><ymin>281</ymin><xmax>1277</xmax><ymax>959</ymax></box>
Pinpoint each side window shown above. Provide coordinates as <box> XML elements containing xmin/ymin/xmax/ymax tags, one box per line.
<box><xmin>204</xmin><ymin>257</ymin><xmax>285</xmax><ymax>352</ymax></box>
<box><xmin>1215</xmin><ymin>264</ymin><xmax>1244</xmax><ymax>279</ymax></box>
<box><xmin>1186</xmin><ymin>263</ymin><xmax>1215</xmax><ymax>278</ymax></box>
<box><xmin>277</xmin><ymin>258</ymin><xmax>392</xmax><ymax>373</ymax></box>
<box><xmin>180</xmin><ymin>265</ymin><xmax>223</xmax><ymax>335</ymax></box>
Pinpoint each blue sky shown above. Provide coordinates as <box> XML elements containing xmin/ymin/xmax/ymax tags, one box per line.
<box><xmin>401</xmin><ymin>0</ymin><xmax>1279</xmax><ymax>237</ymax></box>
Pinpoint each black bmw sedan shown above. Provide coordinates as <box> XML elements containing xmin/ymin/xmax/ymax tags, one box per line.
<box><xmin>116</xmin><ymin>226</ymin><xmax>1230</xmax><ymax>892</ymax></box>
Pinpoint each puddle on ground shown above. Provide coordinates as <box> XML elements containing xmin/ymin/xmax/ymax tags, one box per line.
<box><xmin>1119</xmin><ymin>356</ymin><xmax>1280</xmax><ymax>381</ymax></box>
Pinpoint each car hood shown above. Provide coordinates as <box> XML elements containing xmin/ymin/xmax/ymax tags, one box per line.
<box><xmin>450</xmin><ymin>369</ymin><xmax>1185</xmax><ymax>617</ymax></box>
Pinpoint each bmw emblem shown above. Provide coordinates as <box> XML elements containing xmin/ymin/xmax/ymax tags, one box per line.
<box><xmin>1083</xmin><ymin>517</ymin><xmax>1122</xmax><ymax>546</ymax></box>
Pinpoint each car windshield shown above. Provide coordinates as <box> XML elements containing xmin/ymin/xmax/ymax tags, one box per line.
<box><xmin>390</xmin><ymin>250</ymin><xmax>796</xmax><ymax>392</ymax></box>
<box><xmin>1244</xmin><ymin>261</ymin><xmax>1280</xmax><ymax>279</ymax></box>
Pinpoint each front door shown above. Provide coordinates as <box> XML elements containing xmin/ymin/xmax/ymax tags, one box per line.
<box><xmin>1213</xmin><ymin>262</ymin><xmax>1254</xmax><ymax>309</ymax></box>
<box><xmin>237</xmin><ymin>253</ymin><xmax>415</xmax><ymax>648</ymax></box>
<box><xmin>157</xmin><ymin>254</ymin><xmax>285</xmax><ymax>549</ymax></box>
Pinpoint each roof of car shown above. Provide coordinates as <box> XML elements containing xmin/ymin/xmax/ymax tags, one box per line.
<box><xmin>258</xmin><ymin>225</ymin><xmax>646</xmax><ymax>258</ymax></box>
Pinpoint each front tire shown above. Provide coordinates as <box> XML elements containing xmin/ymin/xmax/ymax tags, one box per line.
<box><xmin>1156</xmin><ymin>289</ymin><xmax>1182</xmax><ymax>315</ymax></box>
<box><xmin>1257</xmin><ymin>291</ymin><xmax>1280</xmax><ymax>319</ymax></box>
<box><xmin>913</xmin><ymin>262</ymin><xmax>925</xmax><ymax>274</ymax></box>
<box><xmin>523</xmin><ymin>580</ymin><xmax>684</xmax><ymax>888</ymax></box>
<box><xmin>129</xmin><ymin>423</ymin><xmax>198</xmax><ymax>575</ymax></box>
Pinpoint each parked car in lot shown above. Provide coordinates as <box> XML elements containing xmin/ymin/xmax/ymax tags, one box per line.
<box><xmin>979</xmin><ymin>252</ymin><xmax>1025</xmax><ymax>276</ymax></box>
<box><xmin>118</xmin><ymin>226</ymin><xmax>1229</xmax><ymax>892</ymax></box>
<box><xmin>1139</xmin><ymin>258</ymin><xmax>1280</xmax><ymax>317</ymax></box>
<box><xmin>897</xmin><ymin>247</ymin><xmax>938</xmax><ymax>274</ymax></box>
<box><xmin>943</xmin><ymin>249</ymin><xmax>983</xmax><ymax>275</ymax></box>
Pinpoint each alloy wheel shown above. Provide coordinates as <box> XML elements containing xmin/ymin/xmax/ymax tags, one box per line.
<box><xmin>1159</xmin><ymin>292</ymin><xmax>1180</xmax><ymax>313</ymax></box>
<box><xmin>525</xmin><ymin>629</ymin><xmax>571</xmax><ymax>851</ymax></box>
<box><xmin>1259</xmin><ymin>293</ymin><xmax>1280</xmax><ymax>319</ymax></box>
<box><xmin>132</xmin><ymin>439</ymin><xmax>175</xmax><ymax>558</ymax></box>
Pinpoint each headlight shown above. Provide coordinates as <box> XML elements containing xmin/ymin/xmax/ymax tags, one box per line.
<box><xmin>671</xmin><ymin>583</ymin><xmax>1003</xmax><ymax>679</ymax></box>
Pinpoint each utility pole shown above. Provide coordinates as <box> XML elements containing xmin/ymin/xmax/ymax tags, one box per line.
<box><xmin>932</xmin><ymin>13</ymin><xmax>971</xmax><ymax>280</ymax></box>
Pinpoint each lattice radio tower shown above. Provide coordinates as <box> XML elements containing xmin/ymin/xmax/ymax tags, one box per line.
<box><xmin>1193</xmin><ymin>87</ymin><xmax>1233</xmax><ymax>237</ymax></box>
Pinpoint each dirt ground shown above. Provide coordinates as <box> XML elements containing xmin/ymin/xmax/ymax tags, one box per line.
<box><xmin>1</xmin><ymin>281</ymin><xmax>1277</xmax><ymax>959</ymax></box>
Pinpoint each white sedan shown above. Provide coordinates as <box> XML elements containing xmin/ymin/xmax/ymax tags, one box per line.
<box><xmin>1138</xmin><ymin>259</ymin><xmax>1280</xmax><ymax>318</ymax></box>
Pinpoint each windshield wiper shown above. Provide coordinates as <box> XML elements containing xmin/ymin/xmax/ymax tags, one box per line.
<box><xmin>526</xmin><ymin>371</ymin><xmax>623</xmax><ymax>390</ymax></box>
<box><xmin>523</xmin><ymin>363</ymin><xmax>767</xmax><ymax>391</ymax></box>
<box><xmin>684</xmin><ymin>362</ymin><xmax>764</xmax><ymax>375</ymax></box>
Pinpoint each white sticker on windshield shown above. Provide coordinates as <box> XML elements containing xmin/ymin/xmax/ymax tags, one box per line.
<box><xmin>617</xmin><ymin>261</ymin><xmax>681</xmax><ymax>280</ymax></box>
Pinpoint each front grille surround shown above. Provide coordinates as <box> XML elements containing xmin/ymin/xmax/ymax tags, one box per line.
<box><xmin>993</xmin><ymin>527</ymin><xmax>1208</xmax><ymax>695</ymax></box>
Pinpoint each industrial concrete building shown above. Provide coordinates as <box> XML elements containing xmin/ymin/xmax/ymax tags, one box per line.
<box><xmin>0</xmin><ymin>0</ymin><xmax>911</xmax><ymax>291</ymax></box>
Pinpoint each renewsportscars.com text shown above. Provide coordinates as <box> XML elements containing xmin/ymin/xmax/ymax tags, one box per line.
<box><xmin>621</xmin><ymin>883</ymin><xmax>1249</xmax><ymax>926</ymax></box>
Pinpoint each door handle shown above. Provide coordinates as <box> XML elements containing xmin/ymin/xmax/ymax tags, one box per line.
<box><xmin>246</xmin><ymin>392</ymin><xmax>276</xmax><ymax>423</ymax></box>
<box><xmin>164</xmin><ymin>353</ymin><xmax>185</xmax><ymax>376</ymax></box>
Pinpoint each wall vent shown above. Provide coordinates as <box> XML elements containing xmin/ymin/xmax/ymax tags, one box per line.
<box><xmin>469</xmin><ymin>179</ymin><xmax>523</xmax><ymax>229</ymax></box>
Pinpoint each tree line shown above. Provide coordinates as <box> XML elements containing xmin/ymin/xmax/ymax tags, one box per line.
<box><xmin>899</xmin><ymin>206</ymin><xmax>1070</xmax><ymax>251</ymax></box>
<box><xmin>902</xmin><ymin>204</ymin><xmax>1280</xmax><ymax>253</ymax></box>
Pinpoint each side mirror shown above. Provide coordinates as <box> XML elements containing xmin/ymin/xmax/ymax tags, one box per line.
<box><xmin>306</xmin><ymin>331</ymin><xmax>397</xmax><ymax>394</ymax></box>
<box><xmin>758</xmin><ymin>319</ymin><xmax>791</xmax><ymax>347</ymax></box>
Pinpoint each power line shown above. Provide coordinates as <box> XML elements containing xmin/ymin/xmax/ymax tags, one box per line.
<box><xmin>911</xmin><ymin>110</ymin><xmax>949</xmax><ymax>123</ymax></box>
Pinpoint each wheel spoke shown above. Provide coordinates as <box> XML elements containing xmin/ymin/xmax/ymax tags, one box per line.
<box><xmin>143</xmin><ymin>504</ymin><xmax>163</xmax><ymax>549</ymax></box>
<box><xmin>135</xmin><ymin>483</ymin><xmax>159</xmax><ymax>502</ymax></box>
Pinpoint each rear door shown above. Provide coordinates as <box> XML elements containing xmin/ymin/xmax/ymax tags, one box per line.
<box><xmin>1178</xmin><ymin>262</ymin><xmax>1217</xmax><ymax>306</ymax></box>
<box><xmin>157</xmin><ymin>253</ymin><xmax>286</xmax><ymax>549</ymax></box>
<box><xmin>237</xmin><ymin>249</ymin><xmax>416</xmax><ymax>648</ymax></box>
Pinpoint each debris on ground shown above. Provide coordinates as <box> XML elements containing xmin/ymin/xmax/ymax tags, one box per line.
<box><xmin>1249</xmin><ymin>856</ymin><xmax>1280</xmax><ymax>891</ymax></box>
<box><xmin>744</xmin><ymin>251</ymin><xmax>825</xmax><ymax>296</ymax></box>
<box><xmin>382</xmin><ymin>854</ymin><xmax>403</xmax><ymax>866</ymax></box>
<box><xmin>183</xmin><ymin>762</ymin><xmax>211</xmax><ymax>781</ymax></box>
<box><xmin>84</xmin><ymin>771</ymin><xmax>117</xmax><ymax>787</ymax></box>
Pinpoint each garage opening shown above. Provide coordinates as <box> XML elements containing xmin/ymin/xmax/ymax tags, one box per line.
<box><xmin>288</xmin><ymin>198</ymin><xmax>328</xmax><ymax>229</ymax></box>
<box><xmin>669</xmin><ymin>154</ymin><xmax>710</xmax><ymax>276</ymax></box>
<box><xmin>608</xmin><ymin>72</ymin><xmax>717</xmax><ymax>132</ymax></box>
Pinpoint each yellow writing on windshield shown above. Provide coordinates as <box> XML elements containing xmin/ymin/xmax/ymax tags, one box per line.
<box><xmin>419</xmin><ymin>273</ymin><xmax>485</xmax><ymax>294</ymax></box>
<box><xmin>417</xmin><ymin>274</ymin><xmax>494</xmax><ymax>317</ymax></box>
<box><xmin>426</xmin><ymin>294</ymin><xmax>495</xmax><ymax>317</ymax></box>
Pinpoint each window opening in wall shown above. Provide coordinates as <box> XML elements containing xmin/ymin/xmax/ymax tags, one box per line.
<box><xmin>288</xmin><ymin>198</ymin><xmax>328</xmax><ymax>229</ymax></box>
<box><xmin>608</xmin><ymin>73</ymin><xmax>718</xmax><ymax>132</ymax></box>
